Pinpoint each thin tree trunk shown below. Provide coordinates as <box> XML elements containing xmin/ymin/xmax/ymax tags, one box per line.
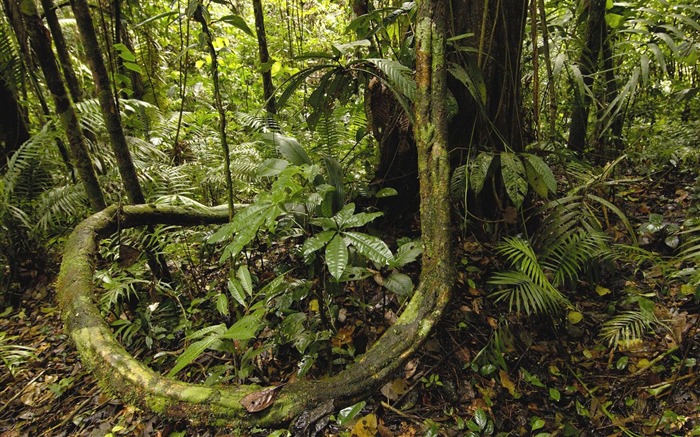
<box><xmin>69</xmin><ymin>0</ymin><xmax>145</xmax><ymax>205</ymax></box>
<box><xmin>70</xmin><ymin>0</ymin><xmax>172</xmax><ymax>281</ymax></box>
<box><xmin>41</xmin><ymin>0</ymin><xmax>83</xmax><ymax>103</ymax></box>
<box><xmin>529</xmin><ymin>0</ymin><xmax>540</xmax><ymax>140</ymax></box>
<box><xmin>192</xmin><ymin>5</ymin><xmax>235</xmax><ymax>219</ymax></box>
<box><xmin>600</xmin><ymin>23</ymin><xmax>623</xmax><ymax>157</ymax></box>
<box><xmin>415</xmin><ymin>0</ymin><xmax>454</xmax><ymax>277</ymax></box>
<box><xmin>253</xmin><ymin>0</ymin><xmax>276</xmax><ymax>115</ymax></box>
<box><xmin>567</xmin><ymin>0</ymin><xmax>606</xmax><ymax>155</ymax></box>
<box><xmin>538</xmin><ymin>0</ymin><xmax>557</xmax><ymax>139</ymax></box>
<box><xmin>19</xmin><ymin>0</ymin><xmax>106</xmax><ymax>211</ymax></box>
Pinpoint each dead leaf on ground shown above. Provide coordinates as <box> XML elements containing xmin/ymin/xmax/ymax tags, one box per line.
<box><xmin>350</xmin><ymin>413</ymin><xmax>377</xmax><ymax>437</ymax></box>
<box><xmin>240</xmin><ymin>385</ymin><xmax>284</xmax><ymax>412</ymax></box>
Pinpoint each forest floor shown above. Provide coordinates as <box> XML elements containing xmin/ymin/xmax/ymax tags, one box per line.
<box><xmin>1</xmin><ymin>169</ymin><xmax>699</xmax><ymax>437</ymax></box>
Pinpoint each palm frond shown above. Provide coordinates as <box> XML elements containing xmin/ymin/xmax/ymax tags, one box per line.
<box><xmin>489</xmin><ymin>237</ymin><xmax>569</xmax><ymax>315</ymax></box>
<box><xmin>543</xmin><ymin>230</ymin><xmax>609</xmax><ymax>287</ymax></box>
<box><xmin>600</xmin><ymin>310</ymin><xmax>657</xmax><ymax>350</ymax></box>
<box><xmin>489</xmin><ymin>271</ymin><xmax>565</xmax><ymax>315</ymax></box>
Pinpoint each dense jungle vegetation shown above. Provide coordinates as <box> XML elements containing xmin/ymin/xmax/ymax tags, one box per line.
<box><xmin>1</xmin><ymin>0</ymin><xmax>699</xmax><ymax>435</ymax></box>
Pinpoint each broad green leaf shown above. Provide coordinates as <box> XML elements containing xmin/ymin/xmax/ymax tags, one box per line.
<box><xmin>207</xmin><ymin>222</ymin><xmax>236</xmax><ymax>244</ymax></box>
<box><xmin>530</xmin><ymin>416</ymin><xmax>545</xmax><ymax>431</ymax></box>
<box><xmin>114</xmin><ymin>43</ymin><xmax>136</xmax><ymax>61</ymax></box>
<box><xmin>237</xmin><ymin>265</ymin><xmax>253</xmax><ymax>296</ymax></box>
<box><xmin>325</xmin><ymin>234</ymin><xmax>349</xmax><ymax>280</ymax></box>
<box><xmin>549</xmin><ymin>387</ymin><xmax>561</xmax><ymax>401</ymax></box>
<box><xmin>376</xmin><ymin>187</ymin><xmax>398</xmax><ymax>198</ymax></box>
<box><xmin>228</xmin><ymin>278</ymin><xmax>247</xmax><ymax>307</ymax></box>
<box><xmin>337</xmin><ymin>401</ymin><xmax>366</xmax><ymax>426</ymax></box>
<box><xmin>216</xmin><ymin>293</ymin><xmax>229</xmax><ymax>316</ymax></box>
<box><xmin>332</xmin><ymin>39</ymin><xmax>371</xmax><ymax>57</ymax></box>
<box><xmin>302</xmin><ymin>230</ymin><xmax>335</xmax><ymax>256</ymax></box>
<box><xmin>186</xmin><ymin>323</ymin><xmax>226</xmax><ymax>340</ymax></box>
<box><xmin>333</xmin><ymin>203</ymin><xmax>356</xmax><ymax>228</ymax></box>
<box><xmin>523</xmin><ymin>154</ymin><xmax>556</xmax><ymax>198</ymax></box>
<box><xmin>343</xmin><ymin>211</ymin><xmax>383</xmax><ymax>229</ymax></box>
<box><xmin>500</xmin><ymin>153</ymin><xmax>528</xmax><ymax>208</ymax></box>
<box><xmin>338</xmin><ymin>266</ymin><xmax>372</xmax><ymax>282</ymax></box>
<box><xmin>262</xmin><ymin>133</ymin><xmax>311</xmax><ymax>165</ymax></box>
<box><xmin>257</xmin><ymin>158</ymin><xmax>289</xmax><ymax>177</ymax></box>
<box><xmin>474</xmin><ymin>409</ymin><xmax>488</xmax><ymax>429</ymax></box>
<box><xmin>390</xmin><ymin>240</ymin><xmax>423</xmax><ymax>268</ymax></box>
<box><xmin>223</xmin><ymin>311</ymin><xmax>265</xmax><ymax>341</ymax></box>
<box><xmin>123</xmin><ymin>62</ymin><xmax>143</xmax><ymax>74</ymax></box>
<box><xmin>167</xmin><ymin>335</ymin><xmax>222</xmax><ymax>377</ymax></box>
<box><xmin>343</xmin><ymin>232</ymin><xmax>393</xmax><ymax>266</ymax></box>
<box><xmin>310</xmin><ymin>216</ymin><xmax>337</xmax><ymax>230</ymax></box>
<box><xmin>219</xmin><ymin>14</ymin><xmax>254</xmax><ymax>36</ymax></box>
<box><xmin>383</xmin><ymin>272</ymin><xmax>414</xmax><ymax>296</ymax></box>
<box><xmin>470</xmin><ymin>153</ymin><xmax>493</xmax><ymax>195</ymax></box>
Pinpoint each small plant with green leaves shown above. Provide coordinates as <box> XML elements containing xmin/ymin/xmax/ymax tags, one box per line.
<box><xmin>301</xmin><ymin>202</ymin><xmax>392</xmax><ymax>281</ymax></box>
<box><xmin>0</xmin><ymin>331</ymin><xmax>36</xmax><ymax>377</ymax></box>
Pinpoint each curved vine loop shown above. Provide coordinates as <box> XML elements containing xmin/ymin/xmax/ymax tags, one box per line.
<box><xmin>57</xmin><ymin>203</ymin><xmax>452</xmax><ymax>429</ymax></box>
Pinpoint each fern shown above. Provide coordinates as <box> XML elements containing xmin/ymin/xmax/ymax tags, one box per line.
<box><xmin>34</xmin><ymin>184</ymin><xmax>89</xmax><ymax>232</ymax></box>
<box><xmin>364</xmin><ymin>58</ymin><xmax>416</xmax><ymax>102</ymax></box>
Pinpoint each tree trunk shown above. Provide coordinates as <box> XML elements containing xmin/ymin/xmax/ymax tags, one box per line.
<box><xmin>253</xmin><ymin>0</ymin><xmax>276</xmax><ymax>115</ymax></box>
<box><xmin>19</xmin><ymin>0</ymin><xmax>106</xmax><ymax>212</ymax></box>
<box><xmin>41</xmin><ymin>0</ymin><xmax>83</xmax><ymax>103</ymax></box>
<box><xmin>448</xmin><ymin>0</ymin><xmax>528</xmax><ymax>156</ymax></box>
<box><xmin>69</xmin><ymin>0</ymin><xmax>145</xmax><ymax>205</ymax></box>
<box><xmin>56</xmin><ymin>0</ymin><xmax>454</xmax><ymax>429</ymax></box>
<box><xmin>0</xmin><ymin>74</ymin><xmax>30</xmax><ymax>163</ymax></box>
<box><xmin>70</xmin><ymin>0</ymin><xmax>172</xmax><ymax>281</ymax></box>
<box><xmin>567</xmin><ymin>0</ymin><xmax>606</xmax><ymax>156</ymax></box>
<box><xmin>192</xmin><ymin>5</ymin><xmax>235</xmax><ymax>219</ymax></box>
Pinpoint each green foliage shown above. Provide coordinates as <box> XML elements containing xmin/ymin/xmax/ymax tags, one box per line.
<box><xmin>0</xmin><ymin>330</ymin><xmax>37</xmax><ymax>376</ymax></box>
<box><xmin>451</xmin><ymin>151</ymin><xmax>557</xmax><ymax>216</ymax></box>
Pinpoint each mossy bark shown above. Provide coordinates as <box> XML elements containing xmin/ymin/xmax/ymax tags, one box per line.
<box><xmin>57</xmin><ymin>2</ymin><xmax>453</xmax><ymax>430</ymax></box>
<box><xmin>19</xmin><ymin>0</ymin><xmax>106</xmax><ymax>212</ymax></box>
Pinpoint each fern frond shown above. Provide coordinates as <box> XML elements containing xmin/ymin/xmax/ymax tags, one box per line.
<box><xmin>236</xmin><ymin>112</ymin><xmax>280</xmax><ymax>133</ymax></box>
<box><xmin>677</xmin><ymin>220</ymin><xmax>700</xmax><ymax>262</ymax></box>
<box><xmin>34</xmin><ymin>184</ymin><xmax>89</xmax><ymax>232</ymax></box>
<box><xmin>3</xmin><ymin>123</ymin><xmax>66</xmax><ymax>200</ymax></box>
<box><xmin>364</xmin><ymin>58</ymin><xmax>416</xmax><ymax>101</ymax></box>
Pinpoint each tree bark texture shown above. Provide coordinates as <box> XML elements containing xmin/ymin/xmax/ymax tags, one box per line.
<box><xmin>57</xmin><ymin>1</ymin><xmax>454</xmax><ymax>428</ymax></box>
<box><xmin>19</xmin><ymin>0</ymin><xmax>106</xmax><ymax>212</ymax></box>
<box><xmin>567</xmin><ymin>0</ymin><xmax>606</xmax><ymax>155</ymax></box>
<box><xmin>253</xmin><ymin>0</ymin><xmax>276</xmax><ymax>114</ymax></box>
<box><xmin>0</xmin><ymin>73</ymin><xmax>30</xmax><ymax>162</ymax></box>
<box><xmin>448</xmin><ymin>0</ymin><xmax>528</xmax><ymax>155</ymax></box>
<box><xmin>41</xmin><ymin>0</ymin><xmax>83</xmax><ymax>103</ymax></box>
<box><xmin>69</xmin><ymin>0</ymin><xmax>146</xmax><ymax>205</ymax></box>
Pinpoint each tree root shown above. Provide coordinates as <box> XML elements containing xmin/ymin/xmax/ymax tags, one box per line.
<box><xmin>56</xmin><ymin>203</ymin><xmax>453</xmax><ymax>430</ymax></box>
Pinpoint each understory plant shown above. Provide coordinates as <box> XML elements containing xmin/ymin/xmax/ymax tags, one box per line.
<box><xmin>164</xmin><ymin>132</ymin><xmax>420</xmax><ymax>379</ymax></box>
